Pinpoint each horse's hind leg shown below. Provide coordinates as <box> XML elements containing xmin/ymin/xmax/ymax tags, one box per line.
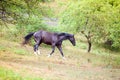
<box><xmin>34</xmin><ymin>37</ymin><xmax>41</xmax><ymax>55</ymax></box>
<box><xmin>34</xmin><ymin>44</ymin><xmax>41</xmax><ymax>55</ymax></box>
<box><xmin>37</xmin><ymin>49</ymin><xmax>40</xmax><ymax>55</ymax></box>
<box><xmin>34</xmin><ymin>45</ymin><xmax>38</xmax><ymax>55</ymax></box>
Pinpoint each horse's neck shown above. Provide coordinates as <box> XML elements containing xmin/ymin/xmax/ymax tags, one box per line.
<box><xmin>57</xmin><ymin>35</ymin><xmax>68</xmax><ymax>43</ymax></box>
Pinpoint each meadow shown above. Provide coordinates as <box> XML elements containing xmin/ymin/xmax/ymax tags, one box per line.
<box><xmin>0</xmin><ymin>0</ymin><xmax>120</xmax><ymax>79</ymax></box>
<box><xmin>0</xmin><ymin>36</ymin><xmax>120</xmax><ymax>80</ymax></box>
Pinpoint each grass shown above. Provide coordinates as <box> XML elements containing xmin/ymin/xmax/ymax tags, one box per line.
<box><xmin>0</xmin><ymin>67</ymin><xmax>43</xmax><ymax>80</ymax></box>
<box><xmin>1</xmin><ymin>38</ymin><xmax>120</xmax><ymax>68</ymax></box>
<box><xmin>0</xmin><ymin>38</ymin><xmax>120</xmax><ymax>80</ymax></box>
<box><xmin>0</xmin><ymin>46</ymin><xmax>6</xmax><ymax>52</ymax></box>
<box><xmin>13</xmin><ymin>48</ymin><xmax>29</xmax><ymax>55</ymax></box>
<box><xmin>92</xmin><ymin>46</ymin><xmax>120</xmax><ymax>68</ymax></box>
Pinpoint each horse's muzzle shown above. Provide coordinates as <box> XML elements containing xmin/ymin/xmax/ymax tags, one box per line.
<box><xmin>73</xmin><ymin>43</ymin><xmax>76</xmax><ymax>46</ymax></box>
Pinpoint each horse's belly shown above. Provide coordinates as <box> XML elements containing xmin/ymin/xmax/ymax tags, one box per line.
<box><xmin>43</xmin><ymin>41</ymin><xmax>52</xmax><ymax>45</ymax></box>
<box><xmin>42</xmin><ymin>38</ymin><xmax>52</xmax><ymax>45</ymax></box>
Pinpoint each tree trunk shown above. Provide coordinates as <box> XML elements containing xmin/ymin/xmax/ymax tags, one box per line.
<box><xmin>87</xmin><ymin>38</ymin><xmax>91</xmax><ymax>52</ymax></box>
<box><xmin>81</xmin><ymin>31</ymin><xmax>92</xmax><ymax>53</ymax></box>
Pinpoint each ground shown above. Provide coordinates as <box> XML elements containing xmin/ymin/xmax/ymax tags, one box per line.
<box><xmin>0</xmin><ymin>40</ymin><xmax>120</xmax><ymax>80</ymax></box>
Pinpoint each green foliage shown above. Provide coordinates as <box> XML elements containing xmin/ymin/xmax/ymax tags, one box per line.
<box><xmin>16</xmin><ymin>16</ymin><xmax>46</xmax><ymax>33</ymax></box>
<box><xmin>108</xmin><ymin>26</ymin><xmax>120</xmax><ymax>49</ymax></box>
<box><xmin>0</xmin><ymin>0</ymin><xmax>54</xmax><ymax>41</ymax></box>
<box><xmin>59</xmin><ymin>0</ymin><xmax>120</xmax><ymax>50</ymax></box>
<box><xmin>107</xmin><ymin>6</ymin><xmax>120</xmax><ymax>49</ymax></box>
<box><xmin>0</xmin><ymin>0</ymin><xmax>52</xmax><ymax>24</ymax></box>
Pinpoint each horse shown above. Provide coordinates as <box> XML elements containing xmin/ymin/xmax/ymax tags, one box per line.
<box><xmin>22</xmin><ymin>30</ymin><xmax>76</xmax><ymax>59</ymax></box>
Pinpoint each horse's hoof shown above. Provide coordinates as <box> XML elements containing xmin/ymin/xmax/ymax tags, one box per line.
<box><xmin>47</xmin><ymin>54</ymin><xmax>51</xmax><ymax>57</ymax></box>
<box><xmin>62</xmin><ymin>57</ymin><xmax>66</xmax><ymax>60</ymax></box>
<box><xmin>37</xmin><ymin>50</ymin><xmax>41</xmax><ymax>55</ymax></box>
<box><xmin>34</xmin><ymin>52</ymin><xmax>37</xmax><ymax>55</ymax></box>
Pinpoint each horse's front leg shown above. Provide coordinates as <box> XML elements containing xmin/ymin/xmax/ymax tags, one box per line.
<box><xmin>57</xmin><ymin>45</ymin><xmax>66</xmax><ymax>59</ymax></box>
<box><xmin>48</xmin><ymin>44</ymin><xmax>55</xmax><ymax>57</ymax></box>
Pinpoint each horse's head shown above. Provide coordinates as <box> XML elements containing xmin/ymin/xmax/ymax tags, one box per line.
<box><xmin>68</xmin><ymin>34</ymin><xmax>76</xmax><ymax>46</ymax></box>
<box><xmin>57</xmin><ymin>33</ymin><xmax>76</xmax><ymax>46</ymax></box>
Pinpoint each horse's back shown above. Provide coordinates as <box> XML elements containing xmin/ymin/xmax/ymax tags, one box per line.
<box><xmin>33</xmin><ymin>30</ymin><xmax>43</xmax><ymax>38</ymax></box>
<box><xmin>35</xmin><ymin>30</ymin><xmax>57</xmax><ymax>44</ymax></box>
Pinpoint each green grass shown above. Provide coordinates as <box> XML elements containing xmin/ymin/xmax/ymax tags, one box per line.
<box><xmin>0</xmin><ymin>39</ymin><xmax>120</xmax><ymax>80</ymax></box>
<box><xmin>12</xmin><ymin>48</ymin><xmax>29</xmax><ymax>55</ymax></box>
<box><xmin>76</xmin><ymin>41</ymin><xmax>87</xmax><ymax>49</ymax></box>
<box><xmin>0</xmin><ymin>67</ymin><xmax>43</xmax><ymax>80</ymax></box>
<box><xmin>0</xmin><ymin>46</ymin><xmax>6</xmax><ymax>51</ymax></box>
<box><xmin>0</xmin><ymin>39</ymin><xmax>31</xmax><ymax>56</ymax></box>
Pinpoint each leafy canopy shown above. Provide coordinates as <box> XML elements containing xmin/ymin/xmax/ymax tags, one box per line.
<box><xmin>59</xmin><ymin>0</ymin><xmax>120</xmax><ymax>50</ymax></box>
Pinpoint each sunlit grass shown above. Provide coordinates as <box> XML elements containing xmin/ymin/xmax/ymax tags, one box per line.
<box><xmin>0</xmin><ymin>46</ymin><xmax>6</xmax><ymax>51</ymax></box>
<box><xmin>0</xmin><ymin>67</ymin><xmax>43</xmax><ymax>80</ymax></box>
<box><xmin>0</xmin><ymin>37</ymin><xmax>120</xmax><ymax>68</ymax></box>
<box><xmin>0</xmin><ymin>38</ymin><xmax>120</xmax><ymax>80</ymax></box>
<box><xmin>12</xmin><ymin>48</ymin><xmax>29</xmax><ymax>55</ymax></box>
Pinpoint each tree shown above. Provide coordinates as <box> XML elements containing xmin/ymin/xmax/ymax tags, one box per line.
<box><xmin>81</xmin><ymin>18</ymin><xmax>93</xmax><ymax>52</ymax></box>
<box><xmin>0</xmin><ymin>0</ymin><xmax>53</xmax><ymax>41</ymax></box>
<box><xmin>0</xmin><ymin>0</ymin><xmax>53</xmax><ymax>27</ymax></box>
<box><xmin>59</xmin><ymin>0</ymin><xmax>120</xmax><ymax>50</ymax></box>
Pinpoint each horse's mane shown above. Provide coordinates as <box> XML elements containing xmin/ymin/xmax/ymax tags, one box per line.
<box><xmin>58</xmin><ymin>33</ymin><xmax>66</xmax><ymax>36</ymax></box>
<box><xmin>58</xmin><ymin>33</ymin><xmax>73</xmax><ymax>37</ymax></box>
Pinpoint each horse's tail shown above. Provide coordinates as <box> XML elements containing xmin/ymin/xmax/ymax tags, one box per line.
<box><xmin>22</xmin><ymin>32</ymin><xmax>34</xmax><ymax>45</ymax></box>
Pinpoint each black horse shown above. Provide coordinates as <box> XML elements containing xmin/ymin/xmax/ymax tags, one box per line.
<box><xmin>23</xmin><ymin>30</ymin><xmax>76</xmax><ymax>58</ymax></box>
